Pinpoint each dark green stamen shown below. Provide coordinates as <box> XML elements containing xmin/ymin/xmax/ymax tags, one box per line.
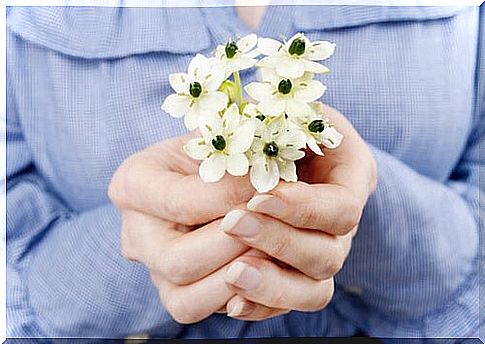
<box><xmin>278</xmin><ymin>79</ymin><xmax>292</xmax><ymax>95</ymax></box>
<box><xmin>189</xmin><ymin>82</ymin><xmax>202</xmax><ymax>98</ymax></box>
<box><xmin>211</xmin><ymin>135</ymin><xmax>226</xmax><ymax>151</ymax></box>
<box><xmin>225</xmin><ymin>41</ymin><xmax>238</xmax><ymax>59</ymax></box>
<box><xmin>308</xmin><ymin>120</ymin><xmax>326</xmax><ymax>133</ymax></box>
<box><xmin>288</xmin><ymin>38</ymin><xmax>306</xmax><ymax>56</ymax></box>
<box><xmin>256</xmin><ymin>114</ymin><xmax>266</xmax><ymax>121</ymax></box>
<box><xmin>263</xmin><ymin>141</ymin><xmax>279</xmax><ymax>157</ymax></box>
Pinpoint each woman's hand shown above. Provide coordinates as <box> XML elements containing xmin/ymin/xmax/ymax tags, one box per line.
<box><xmin>220</xmin><ymin>104</ymin><xmax>377</xmax><ymax>320</ymax></box>
<box><xmin>108</xmin><ymin>134</ymin><xmax>257</xmax><ymax>324</ymax></box>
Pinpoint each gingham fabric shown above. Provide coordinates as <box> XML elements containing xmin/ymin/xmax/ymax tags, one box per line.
<box><xmin>6</xmin><ymin>3</ymin><xmax>483</xmax><ymax>341</ymax></box>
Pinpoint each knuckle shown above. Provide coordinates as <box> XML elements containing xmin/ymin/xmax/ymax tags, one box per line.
<box><xmin>108</xmin><ymin>156</ymin><xmax>138</xmax><ymax>206</ymax></box>
<box><xmin>158</xmin><ymin>250</ymin><xmax>193</xmax><ymax>285</ymax></box>
<box><xmin>299</xmin><ymin>204</ymin><xmax>319</xmax><ymax>228</ymax></box>
<box><xmin>120</xmin><ymin>224</ymin><xmax>138</xmax><ymax>262</ymax></box>
<box><xmin>311</xmin><ymin>280</ymin><xmax>335</xmax><ymax>311</ymax></box>
<box><xmin>163</xmin><ymin>293</ymin><xmax>194</xmax><ymax>324</ymax></box>
<box><xmin>341</xmin><ymin>196</ymin><xmax>363</xmax><ymax>233</ymax></box>
<box><xmin>326</xmin><ymin>256</ymin><xmax>345</xmax><ymax>277</ymax></box>
<box><xmin>268</xmin><ymin>233</ymin><xmax>291</xmax><ymax>259</ymax></box>
<box><xmin>269</xmin><ymin>285</ymin><xmax>289</xmax><ymax>308</ymax></box>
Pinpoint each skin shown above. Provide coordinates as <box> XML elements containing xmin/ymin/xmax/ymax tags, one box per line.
<box><xmin>108</xmin><ymin>104</ymin><xmax>377</xmax><ymax>323</ymax></box>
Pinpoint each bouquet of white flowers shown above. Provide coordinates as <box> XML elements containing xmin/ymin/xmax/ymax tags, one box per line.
<box><xmin>162</xmin><ymin>33</ymin><xmax>343</xmax><ymax>193</ymax></box>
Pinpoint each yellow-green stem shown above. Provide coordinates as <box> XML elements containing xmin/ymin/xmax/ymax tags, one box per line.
<box><xmin>233</xmin><ymin>71</ymin><xmax>244</xmax><ymax>113</ymax></box>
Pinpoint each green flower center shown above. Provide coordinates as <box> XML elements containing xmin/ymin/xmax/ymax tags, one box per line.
<box><xmin>211</xmin><ymin>135</ymin><xmax>226</xmax><ymax>151</ymax></box>
<box><xmin>288</xmin><ymin>38</ymin><xmax>306</xmax><ymax>56</ymax></box>
<box><xmin>263</xmin><ymin>141</ymin><xmax>279</xmax><ymax>157</ymax></box>
<box><xmin>225</xmin><ymin>41</ymin><xmax>238</xmax><ymax>59</ymax></box>
<box><xmin>189</xmin><ymin>82</ymin><xmax>202</xmax><ymax>98</ymax></box>
<box><xmin>308</xmin><ymin>120</ymin><xmax>326</xmax><ymax>133</ymax></box>
<box><xmin>278</xmin><ymin>79</ymin><xmax>292</xmax><ymax>95</ymax></box>
<box><xmin>256</xmin><ymin>114</ymin><xmax>266</xmax><ymax>121</ymax></box>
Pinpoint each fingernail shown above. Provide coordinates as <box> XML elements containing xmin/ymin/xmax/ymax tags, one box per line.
<box><xmin>221</xmin><ymin>210</ymin><xmax>261</xmax><ymax>237</ymax></box>
<box><xmin>227</xmin><ymin>301</ymin><xmax>245</xmax><ymax>318</ymax></box>
<box><xmin>247</xmin><ymin>194</ymin><xmax>285</xmax><ymax>214</ymax></box>
<box><xmin>225</xmin><ymin>261</ymin><xmax>262</xmax><ymax>290</ymax></box>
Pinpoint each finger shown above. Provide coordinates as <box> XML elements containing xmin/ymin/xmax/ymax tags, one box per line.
<box><xmin>221</xmin><ymin>208</ymin><xmax>351</xmax><ymax>280</ymax></box>
<box><xmin>316</xmin><ymin>103</ymin><xmax>377</xmax><ymax>197</ymax></box>
<box><xmin>123</xmin><ymin>210</ymin><xmax>248</xmax><ymax>285</ymax></box>
<box><xmin>224</xmin><ymin>257</ymin><xmax>334</xmax><ymax>311</ymax></box>
<box><xmin>109</xmin><ymin>139</ymin><xmax>256</xmax><ymax>226</ymax></box>
<box><xmin>151</xmin><ymin>249</ymin><xmax>266</xmax><ymax>324</ymax></box>
<box><xmin>246</xmin><ymin>182</ymin><xmax>363</xmax><ymax>235</ymax></box>
<box><xmin>226</xmin><ymin>295</ymin><xmax>290</xmax><ymax>321</ymax></box>
<box><xmin>152</xmin><ymin>266</ymin><xmax>234</xmax><ymax>325</ymax></box>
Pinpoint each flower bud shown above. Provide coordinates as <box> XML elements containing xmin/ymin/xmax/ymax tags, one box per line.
<box><xmin>263</xmin><ymin>141</ymin><xmax>279</xmax><ymax>157</ymax></box>
<box><xmin>278</xmin><ymin>79</ymin><xmax>292</xmax><ymax>95</ymax></box>
<box><xmin>189</xmin><ymin>82</ymin><xmax>202</xmax><ymax>98</ymax></box>
<box><xmin>308</xmin><ymin>119</ymin><xmax>326</xmax><ymax>133</ymax></box>
<box><xmin>288</xmin><ymin>38</ymin><xmax>306</xmax><ymax>56</ymax></box>
<box><xmin>225</xmin><ymin>41</ymin><xmax>238</xmax><ymax>59</ymax></box>
<box><xmin>212</xmin><ymin>135</ymin><xmax>227</xmax><ymax>151</ymax></box>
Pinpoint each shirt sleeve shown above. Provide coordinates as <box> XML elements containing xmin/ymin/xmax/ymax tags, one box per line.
<box><xmin>6</xmin><ymin>44</ymin><xmax>181</xmax><ymax>340</ymax></box>
<box><xmin>332</xmin><ymin>7</ymin><xmax>484</xmax><ymax>338</ymax></box>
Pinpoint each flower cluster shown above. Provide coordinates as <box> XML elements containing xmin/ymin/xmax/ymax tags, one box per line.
<box><xmin>162</xmin><ymin>33</ymin><xmax>343</xmax><ymax>193</ymax></box>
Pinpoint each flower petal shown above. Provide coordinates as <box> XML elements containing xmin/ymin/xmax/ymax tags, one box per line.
<box><xmin>184</xmin><ymin>109</ymin><xmax>200</xmax><ymax>131</ymax></box>
<box><xmin>258</xmin><ymin>37</ymin><xmax>284</xmax><ymax>56</ymax></box>
<box><xmin>199</xmin><ymin>111</ymin><xmax>222</xmax><ymax>141</ymax></box>
<box><xmin>277</xmin><ymin>128</ymin><xmax>307</xmax><ymax>150</ymax></box>
<box><xmin>232</xmin><ymin>57</ymin><xmax>258</xmax><ymax>73</ymax></box>
<box><xmin>244</xmin><ymin>82</ymin><xmax>274</xmax><ymax>102</ymax></box>
<box><xmin>204</xmin><ymin>64</ymin><xmax>226</xmax><ymax>91</ymax></box>
<box><xmin>277</xmin><ymin>159</ymin><xmax>298</xmax><ymax>182</ymax></box>
<box><xmin>183</xmin><ymin>138</ymin><xmax>212</xmax><ymax>160</ymax></box>
<box><xmin>259</xmin><ymin>97</ymin><xmax>286</xmax><ymax>117</ymax></box>
<box><xmin>260</xmin><ymin>67</ymin><xmax>280</xmax><ymax>86</ymax></box>
<box><xmin>199</xmin><ymin>153</ymin><xmax>226</xmax><ymax>182</ymax></box>
<box><xmin>161</xmin><ymin>94</ymin><xmax>190</xmax><ymax>118</ymax></box>
<box><xmin>294</xmin><ymin>80</ymin><xmax>326</xmax><ymax>103</ymax></box>
<box><xmin>198</xmin><ymin>91</ymin><xmax>228</xmax><ymax>112</ymax></box>
<box><xmin>226</xmin><ymin>153</ymin><xmax>249</xmax><ymax>176</ymax></box>
<box><xmin>321</xmin><ymin>126</ymin><xmax>344</xmax><ymax>149</ymax></box>
<box><xmin>285</xmin><ymin>98</ymin><xmax>313</xmax><ymax>118</ymax></box>
<box><xmin>227</xmin><ymin>121</ymin><xmax>255</xmax><ymax>154</ymax></box>
<box><xmin>307</xmin><ymin>137</ymin><xmax>324</xmax><ymax>156</ymax></box>
<box><xmin>169</xmin><ymin>73</ymin><xmax>189</xmax><ymax>94</ymax></box>
<box><xmin>279</xmin><ymin>148</ymin><xmax>305</xmax><ymax>161</ymax></box>
<box><xmin>222</xmin><ymin>103</ymin><xmax>241</xmax><ymax>133</ymax></box>
<box><xmin>256</xmin><ymin>56</ymin><xmax>281</xmax><ymax>69</ymax></box>
<box><xmin>250</xmin><ymin>157</ymin><xmax>280</xmax><ymax>193</ymax></box>
<box><xmin>301</xmin><ymin>59</ymin><xmax>331</xmax><ymax>74</ymax></box>
<box><xmin>275</xmin><ymin>58</ymin><xmax>305</xmax><ymax>79</ymax></box>
<box><xmin>305</xmin><ymin>41</ymin><xmax>336</xmax><ymax>61</ymax></box>
<box><xmin>237</xmin><ymin>33</ymin><xmax>258</xmax><ymax>53</ymax></box>
<box><xmin>188</xmin><ymin>54</ymin><xmax>210</xmax><ymax>81</ymax></box>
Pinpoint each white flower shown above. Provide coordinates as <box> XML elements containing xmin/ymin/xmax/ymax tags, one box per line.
<box><xmin>244</xmin><ymin>68</ymin><xmax>326</xmax><ymax>119</ymax></box>
<box><xmin>214</xmin><ymin>34</ymin><xmax>260</xmax><ymax>78</ymax></box>
<box><xmin>249</xmin><ymin>116</ymin><xmax>307</xmax><ymax>193</ymax></box>
<box><xmin>292</xmin><ymin>115</ymin><xmax>344</xmax><ymax>156</ymax></box>
<box><xmin>161</xmin><ymin>54</ymin><xmax>229</xmax><ymax>130</ymax></box>
<box><xmin>241</xmin><ymin>103</ymin><xmax>271</xmax><ymax>122</ymax></box>
<box><xmin>183</xmin><ymin>103</ymin><xmax>255</xmax><ymax>182</ymax></box>
<box><xmin>257</xmin><ymin>32</ymin><xmax>335</xmax><ymax>79</ymax></box>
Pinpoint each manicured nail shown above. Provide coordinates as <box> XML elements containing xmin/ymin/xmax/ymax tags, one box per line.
<box><xmin>225</xmin><ymin>261</ymin><xmax>262</xmax><ymax>290</ymax></box>
<box><xmin>227</xmin><ymin>301</ymin><xmax>245</xmax><ymax>318</ymax></box>
<box><xmin>221</xmin><ymin>210</ymin><xmax>261</xmax><ymax>237</ymax></box>
<box><xmin>247</xmin><ymin>194</ymin><xmax>285</xmax><ymax>215</ymax></box>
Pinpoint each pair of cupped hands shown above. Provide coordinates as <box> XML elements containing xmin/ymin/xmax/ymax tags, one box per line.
<box><xmin>108</xmin><ymin>104</ymin><xmax>377</xmax><ymax>323</ymax></box>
